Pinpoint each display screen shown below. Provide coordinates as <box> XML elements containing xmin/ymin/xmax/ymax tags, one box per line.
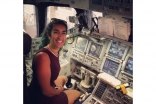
<box><xmin>103</xmin><ymin>58</ymin><xmax>120</xmax><ymax>76</ymax></box>
<box><xmin>108</xmin><ymin>41</ymin><xmax>127</xmax><ymax>60</ymax></box>
<box><xmin>88</xmin><ymin>42</ymin><xmax>103</xmax><ymax>58</ymax></box>
<box><xmin>75</xmin><ymin>37</ymin><xmax>88</xmax><ymax>52</ymax></box>
<box><xmin>124</xmin><ymin>57</ymin><xmax>133</xmax><ymax>75</ymax></box>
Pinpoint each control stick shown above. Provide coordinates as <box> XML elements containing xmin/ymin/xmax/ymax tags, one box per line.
<box><xmin>66</xmin><ymin>75</ymin><xmax>72</xmax><ymax>88</ymax></box>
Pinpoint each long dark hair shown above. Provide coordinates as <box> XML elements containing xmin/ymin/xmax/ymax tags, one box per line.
<box><xmin>39</xmin><ymin>18</ymin><xmax>67</xmax><ymax>49</ymax></box>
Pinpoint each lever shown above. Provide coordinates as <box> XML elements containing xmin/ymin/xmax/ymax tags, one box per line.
<box><xmin>66</xmin><ymin>75</ymin><xmax>73</xmax><ymax>88</ymax></box>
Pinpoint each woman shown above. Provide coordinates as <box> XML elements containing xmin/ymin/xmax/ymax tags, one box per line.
<box><xmin>29</xmin><ymin>18</ymin><xmax>81</xmax><ymax>104</ymax></box>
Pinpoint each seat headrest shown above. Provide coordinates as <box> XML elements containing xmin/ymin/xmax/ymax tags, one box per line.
<box><xmin>24</xmin><ymin>32</ymin><xmax>32</xmax><ymax>55</ymax></box>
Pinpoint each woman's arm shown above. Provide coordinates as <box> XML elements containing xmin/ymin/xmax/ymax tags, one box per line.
<box><xmin>34</xmin><ymin>52</ymin><xmax>64</xmax><ymax>97</ymax></box>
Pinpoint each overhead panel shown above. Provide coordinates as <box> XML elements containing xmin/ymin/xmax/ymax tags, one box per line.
<box><xmin>89</xmin><ymin>0</ymin><xmax>104</xmax><ymax>12</ymax></box>
<box><xmin>67</xmin><ymin>0</ymin><xmax>90</xmax><ymax>10</ymax></box>
<box><xmin>24</xmin><ymin>0</ymin><xmax>132</xmax><ymax>18</ymax></box>
<box><xmin>38</xmin><ymin>0</ymin><xmax>68</xmax><ymax>4</ymax></box>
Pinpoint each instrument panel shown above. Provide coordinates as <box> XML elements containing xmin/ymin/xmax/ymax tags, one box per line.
<box><xmin>83</xmin><ymin>74</ymin><xmax>133</xmax><ymax>104</ymax></box>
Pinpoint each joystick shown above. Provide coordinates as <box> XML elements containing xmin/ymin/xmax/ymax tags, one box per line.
<box><xmin>66</xmin><ymin>75</ymin><xmax>73</xmax><ymax>88</ymax></box>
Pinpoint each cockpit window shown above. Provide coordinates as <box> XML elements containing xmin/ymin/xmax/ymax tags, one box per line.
<box><xmin>46</xmin><ymin>6</ymin><xmax>76</xmax><ymax>30</ymax></box>
<box><xmin>23</xmin><ymin>4</ymin><xmax>37</xmax><ymax>38</ymax></box>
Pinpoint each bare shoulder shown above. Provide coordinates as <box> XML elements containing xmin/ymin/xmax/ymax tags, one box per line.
<box><xmin>34</xmin><ymin>52</ymin><xmax>50</xmax><ymax>63</ymax></box>
<box><xmin>35</xmin><ymin>52</ymin><xmax>49</xmax><ymax>58</ymax></box>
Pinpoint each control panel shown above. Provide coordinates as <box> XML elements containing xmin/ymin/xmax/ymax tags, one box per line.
<box><xmin>25</xmin><ymin>37</ymin><xmax>41</xmax><ymax>60</ymax></box>
<box><xmin>84</xmin><ymin>87</ymin><xmax>132</xmax><ymax>104</ymax></box>
<box><xmin>83</xmin><ymin>39</ymin><xmax>110</xmax><ymax>72</ymax></box>
<box><xmin>81</xmin><ymin>27</ymin><xmax>91</xmax><ymax>36</ymax></box>
<box><xmin>71</xmin><ymin>36</ymin><xmax>89</xmax><ymax>62</ymax></box>
<box><xmin>82</xmin><ymin>72</ymin><xmax>133</xmax><ymax>104</ymax></box>
<box><xmin>84</xmin><ymin>56</ymin><xmax>101</xmax><ymax>72</ymax></box>
<box><xmin>118</xmin><ymin>71</ymin><xmax>133</xmax><ymax>88</ymax></box>
<box><xmin>73</xmin><ymin>66</ymin><xmax>85</xmax><ymax>79</ymax></box>
<box><xmin>90</xmin><ymin>32</ymin><xmax>104</xmax><ymax>39</ymax></box>
<box><xmin>99</xmin><ymin>40</ymin><xmax>131</xmax><ymax>77</ymax></box>
<box><xmin>25</xmin><ymin>51</ymin><xmax>32</xmax><ymax>60</ymax></box>
<box><xmin>105</xmin><ymin>40</ymin><xmax>130</xmax><ymax>62</ymax></box>
<box><xmin>73</xmin><ymin>66</ymin><xmax>98</xmax><ymax>93</ymax></box>
<box><xmin>71</xmin><ymin>50</ymin><xmax>86</xmax><ymax>62</ymax></box>
<box><xmin>31</xmin><ymin>37</ymin><xmax>41</xmax><ymax>57</ymax></box>
<box><xmin>118</xmin><ymin>46</ymin><xmax>133</xmax><ymax>88</ymax></box>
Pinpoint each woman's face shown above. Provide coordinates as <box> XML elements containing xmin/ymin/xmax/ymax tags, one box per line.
<box><xmin>50</xmin><ymin>24</ymin><xmax>67</xmax><ymax>49</ymax></box>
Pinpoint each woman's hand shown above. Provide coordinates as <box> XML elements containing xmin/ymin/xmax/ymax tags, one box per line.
<box><xmin>55</xmin><ymin>85</ymin><xmax>64</xmax><ymax>94</ymax></box>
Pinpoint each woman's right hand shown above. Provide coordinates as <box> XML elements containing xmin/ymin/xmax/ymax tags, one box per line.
<box><xmin>56</xmin><ymin>86</ymin><xmax>64</xmax><ymax>94</ymax></box>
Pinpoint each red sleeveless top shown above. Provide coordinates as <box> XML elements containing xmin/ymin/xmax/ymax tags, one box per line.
<box><xmin>28</xmin><ymin>48</ymin><xmax>68</xmax><ymax>104</ymax></box>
